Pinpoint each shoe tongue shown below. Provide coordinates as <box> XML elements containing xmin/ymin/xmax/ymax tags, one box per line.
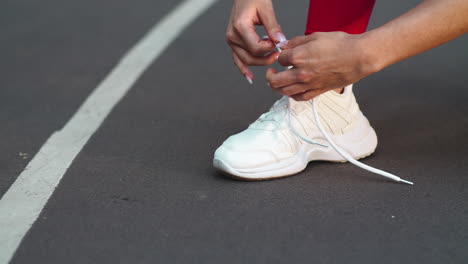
<box><xmin>270</xmin><ymin>96</ymin><xmax>311</xmax><ymax>110</ymax></box>
<box><xmin>249</xmin><ymin>98</ymin><xmax>288</xmax><ymax>129</ymax></box>
<box><xmin>287</xmin><ymin>97</ymin><xmax>310</xmax><ymax>113</ymax></box>
<box><xmin>273</xmin><ymin>98</ymin><xmax>312</xmax><ymax>127</ymax></box>
<box><xmin>251</xmin><ymin>97</ymin><xmax>314</xmax><ymax>129</ymax></box>
<box><xmin>270</xmin><ymin>96</ymin><xmax>288</xmax><ymax>110</ymax></box>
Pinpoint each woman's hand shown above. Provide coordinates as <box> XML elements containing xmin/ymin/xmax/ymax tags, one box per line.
<box><xmin>266</xmin><ymin>32</ymin><xmax>378</xmax><ymax>101</ymax></box>
<box><xmin>226</xmin><ymin>0</ymin><xmax>286</xmax><ymax>83</ymax></box>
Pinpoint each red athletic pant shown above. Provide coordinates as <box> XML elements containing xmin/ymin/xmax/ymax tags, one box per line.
<box><xmin>305</xmin><ymin>0</ymin><xmax>376</xmax><ymax>35</ymax></box>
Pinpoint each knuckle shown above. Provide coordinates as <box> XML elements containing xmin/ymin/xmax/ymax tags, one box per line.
<box><xmin>233</xmin><ymin>20</ymin><xmax>245</xmax><ymax>32</ymax></box>
<box><xmin>225</xmin><ymin>31</ymin><xmax>236</xmax><ymax>43</ymax></box>
<box><xmin>296</xmin><ymin>70</ymin><xmax>309</xmax><ymax>82</ymax></box>
<box><xmin>289</xmin><ymin>51</ymin><xmax>302</xmax><ymax>65</ymax></box>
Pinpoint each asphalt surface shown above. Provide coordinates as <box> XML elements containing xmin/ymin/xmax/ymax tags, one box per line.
<box><xmin>1</xmin><ymin>0</ymin><xmax>467</xmax><ymax>263</ymax></box>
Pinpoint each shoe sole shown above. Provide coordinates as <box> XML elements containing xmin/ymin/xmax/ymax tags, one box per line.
<box><xmin>213</xmin><ymin>115</ymin><xmax>378</xmax><ymax>181</ymax></box>
<box><xmin>214</xmin><ymin>150</ymin><xmax>375</xmax><ymax>181</ymax></box>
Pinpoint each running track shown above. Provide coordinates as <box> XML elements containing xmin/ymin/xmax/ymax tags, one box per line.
<box><xmin>0</xmin><ymin>0</ymin><xmax>467</xmax><ymax>263</ymax></box>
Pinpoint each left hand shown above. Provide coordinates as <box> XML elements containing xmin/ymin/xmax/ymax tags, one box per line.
<box><xmin>266</xmin><ymin>31</ymin><xmax>378</xmax><ymax>101</ymax></box>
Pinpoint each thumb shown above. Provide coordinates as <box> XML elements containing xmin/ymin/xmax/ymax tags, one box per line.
<box><xmin>257</xmin><ymin>4</ymin><xmax>285</xmax><ymax>44</ymax></box>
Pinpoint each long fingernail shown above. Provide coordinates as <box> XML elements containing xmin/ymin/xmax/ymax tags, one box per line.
<box><xmin>245</xmin><ymin>75</ymin><xmax>253</xmax><ymax>84</ymax></box>
<box><xmin>274</xmin><ymin>32</ymin><xmax>287</xmax><ymax>43</ymax></box>
<box><xmin>276</xmin><ymin>40</ymin><xmax>288</xmax><ymax>48</ymax></box>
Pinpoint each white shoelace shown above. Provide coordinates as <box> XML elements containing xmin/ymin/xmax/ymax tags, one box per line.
<box><xmin>275</xmin><ymin>42</ymin><xmax>414</xmax><ymax>185</ymax></box>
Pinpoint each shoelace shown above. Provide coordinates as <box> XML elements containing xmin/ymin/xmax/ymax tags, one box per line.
<box><xmin>275</xmin><ymin>42</ymin><xmax>414</xmax><ymax>185</ymax></box>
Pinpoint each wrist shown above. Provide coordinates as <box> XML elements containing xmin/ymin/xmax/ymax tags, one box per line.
<box><xmin>357</xmin><ymin>30</ymin><xmax>391</xmax><ymax>75</ymax></box>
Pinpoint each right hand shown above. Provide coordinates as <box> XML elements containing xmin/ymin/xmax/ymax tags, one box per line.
<box><xmin>226</xmin><ymin>0</ymin><xmax>286</xmax><ymax>83</ymax></box>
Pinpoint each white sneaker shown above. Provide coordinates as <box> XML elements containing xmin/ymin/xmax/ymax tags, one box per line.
<box><xmin>213</xmin><ymin>85</ymin><xmax>378</xmax><ymax>180</ymax></box>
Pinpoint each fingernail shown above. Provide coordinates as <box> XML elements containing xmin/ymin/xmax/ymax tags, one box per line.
<box><xmin>261</xmin><ymin>35</ymin><xmax>270</xmax><ymax>40</ymax></box>
<box><xmin>275</xmin><ymin>54</ymin><xmax>279</xmax><ymax>60</ymax></box>
<box><xmin>245</xmin><ymin>75</ymin><xmax>253</xmax><ymax>84</ymax></box>
<box><xmin>276</xmin><ymin>40</ymin><xmax>288</xmax><ymax>48</ymax></box>
<box><xmin>274</xmin><ymin>32</ymin><xmax>287</xmax><ymax>43</ymax></box>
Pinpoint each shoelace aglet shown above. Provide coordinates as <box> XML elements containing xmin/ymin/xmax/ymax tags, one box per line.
<box><xmin>398</xmin><ymin>178</ymin><xmax>414</xmax><ymax>186</ymax></box>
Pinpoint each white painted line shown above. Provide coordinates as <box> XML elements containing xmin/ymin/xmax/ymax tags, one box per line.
<box><xmin>0</xmin><ymin>0</ymin><xmax>217</xmax><ymax>262</ymax></box>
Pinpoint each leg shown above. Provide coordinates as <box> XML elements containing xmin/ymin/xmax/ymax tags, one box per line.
<box><xmin>305</xmin><ymin>0</ymin><xmax>376</xmax><ymax>93</ymax></box>
<box><xmin>305</xmin><ymin>0</ymin><xmax>376</xmax><ymax>35</ymax></box>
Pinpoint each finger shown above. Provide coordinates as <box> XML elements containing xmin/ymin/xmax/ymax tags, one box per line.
<box><xmin>275</xmin><ymin>83</ymin><xmax>311</xmax><ymax>96</ymax></box>
<box><xmin>257</xmin><ymin>4</ymin><xmax>285</xmax><ymax>44</ymax></box>
<box><xmin>282</xmin><ymin>35</ymin><xmax>311</xmax><ymax>49</ymax></box>
<box><xmin>291</xmin><ymin>88</ymin><xmax>326</xmax><ymax>101</ymax></box>
<box><xmin>233</xmin><ymin>46</ymin><xmax>279</xmax><ymax>66</ymax></box>
<box><xmin>225</xmin><ymin>29</ymin><xmax>244</xmax><ymax>47</ymax></box>
<box><xmin>277</xmin><ymin>46</ymin><xmax>308</xmax><ymax>67</ymax></box>
<box><xmin>265</xmin><ymin>67</ymin><xmax>300</xmax><ymax>89</ymax></box>
<box><xmin>234</xmin><ymin>22</ymin><xmax>275</xmax><ymax>56</ymax></box>
<box><xmin>228</xmin><ymin>28</ymin><xmax>274</xmax><ymax>51</ymax></box>
<box><xmin>277</xmin><ymin>49</ymin><xmax>294</xmax><ymax>67</ymax></box>
<box><xmin>260</xmin><ymin>36</ymin><xmax>278</xmax><ymax>55</ymax></box>
<box><xmin>232</xmin><ymin>51</ymin><xmax>254</xmax><ymax>83</ymax></box>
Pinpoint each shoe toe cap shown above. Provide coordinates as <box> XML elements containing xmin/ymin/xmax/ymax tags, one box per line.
<box><xmin>213</xmin><ymin>145</ymin><xmax>278</xmax><ymax>170</ymax></box>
